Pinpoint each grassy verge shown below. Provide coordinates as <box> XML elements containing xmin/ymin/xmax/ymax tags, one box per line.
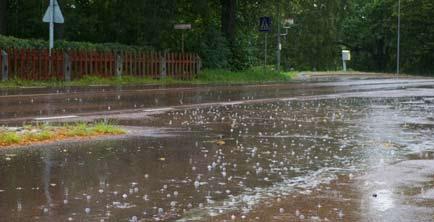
<box><xmin>0</xmin><ymin>122</ymin><xmax>126</xmax><ymax>147</ymax></box>
<box><xmin>0</xmin><ymin>68</ymin><xmax>297</xmax><ymax>88</ymax></box>
<box><xmin>198</xmin><ymin>67</ymin><xmax>296</xmax><ymax>83</ymax></box>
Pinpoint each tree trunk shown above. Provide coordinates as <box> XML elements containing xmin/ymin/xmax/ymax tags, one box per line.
<box><xmin>0</xmin><ymin>0</ymin><xmax>7</xmax><ymax>35</ymax></box>
<box><xmin>220</xmin><ymin>0</ymin><xmax>236</xmax><ymax>43</ymax></box>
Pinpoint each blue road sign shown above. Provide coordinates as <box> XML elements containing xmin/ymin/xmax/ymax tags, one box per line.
<box><xmin>259</xmin><ymin>17</ymin><xmax>272</xmax><ymax>32</ymax></box>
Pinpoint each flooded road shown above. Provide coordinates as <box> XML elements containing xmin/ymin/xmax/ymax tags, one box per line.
<box><xmin>0</xmin><ymin>74</ymin><xmax>434</xmax><ymax>221</ymax></box>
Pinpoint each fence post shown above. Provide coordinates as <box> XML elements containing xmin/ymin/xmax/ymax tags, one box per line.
<box><xmin>115</xmin><ymin>52</ymin><xmax>123</xmax><ymax>78</ymax></box>
<box><xmin>197</xmin><ymin>55</ymin><xmax>202</xmax><ymax>74</ymax></box>
<box><xmin>160</xmin><ymin>52</ymin><xmax>167</xmax><ymax>79</ymax></box>
<box><xmin>1</xmin><ymin>50</ymin><xmax>8</xmax><ymax>81</ymax></box>
<box><xmin>64</xmin><ymin>51</ymin><xmax>72</xmax><ymax>81</ymax></box>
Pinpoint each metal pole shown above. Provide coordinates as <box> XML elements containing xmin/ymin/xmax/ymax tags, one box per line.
<box><xmin>276</xmin><ymin>1</ymin><xmax>281</xmax><ymax>72</ymax></box>
<box><xmin>396</xmin><ymin>0</ymin><xmax>401</xmax><ymax>75</ymax></box>
<box><xmin>264</xmin><ymin>33</ymin><xmax>268</xmax><ymax>72</ymax></box>
<box><xmin>284</xmin><ymin>34</ymin><xmax>288</xmax><ymax>71</ymax></box>
<box><xmin>182</xmin><ymin>32</ymin><xmax>185</xmax><ymax>53</ymax></box>
<box><xmin>49</xmin><ymin>0</ymin><xmax>54</xmax><ymax>56</ymax></box>
<box><xmin>49</xmin><ymin>0</ymin><xmax>54</xmax><ymax>76</ymax></box>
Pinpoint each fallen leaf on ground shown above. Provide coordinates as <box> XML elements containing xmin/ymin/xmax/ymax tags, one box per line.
<box><xmin>216</xmin><ymin>140</ymin><xmax>226</xmax><ymax>145</ymax></box>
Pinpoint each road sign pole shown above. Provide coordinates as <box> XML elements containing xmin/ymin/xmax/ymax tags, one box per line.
<box><xmin>48</xmin><ymin>0</ymin><xmax>54</xmax><ymax>76</ymax></box>
<box><xmin>396</xmin><ymin>0</ymin><xmax>401</xmax><ymax>76</ymax></box>
<box><xmin>43</xmin><ymin>0</ymin><xmax>64</xmax><ymax>76</ymax></box>
<box><xmin>264</xmin><ymin>33</ymin><xmax>268</xmax><ymax>72</ymax></box>
<box><xmin>43</xmin><ymin>0</ymin><xmax>64</xmax><ymax>55</ymax></box>
<box><xmin>49</xmin><ymin>24</ymin><xmax>53</xmax><ymax>75</ymax></box>
<box><xmin>182</xmin><ymin>32</ymin><xmax>185</xmax><ymax>53</ymax></box>
<box><xmin>174</xmin><ymin>24</ymin><xmax>192</xmax><ymax>53</ymax></box>
<box><xmin>259</xmin><ymin>16</ymin><xmax>271</xmax><ymax>73</ymax></box>
<box><xmin>276</xmin><ymin>1</ymin><xmax>281</xmax><ymax>72</ymax></box>
<box><xmin>49</xmin><ymin>0</ymin><xmax>54</xmax><ymax>56</ymax></box>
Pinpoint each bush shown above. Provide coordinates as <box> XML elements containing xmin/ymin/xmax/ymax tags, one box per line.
<box><xmin>229</xmin><ymin>32</ymin><xmax>257</xmax><ymax>71</ymax></box>
<box><xmin>0</xmin><ymin>35</ymin><xmax>153</xmax><ymax>52</ymax></box>
<box><xmin>198</xmin><ymin>25</ymin><xmax>231</xmax><ymax>69</ymax></box>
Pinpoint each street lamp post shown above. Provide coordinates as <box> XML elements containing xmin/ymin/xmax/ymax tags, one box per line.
<box><xmin>276</xmin><ymin>2</ymin><xmax>281</xmax><ymax>72</ymax></box>
<box><xmin>278</xmin><ymin>18</ymin><xmax>294</xmax><ymax>72</ymax></box>
<box><xmin>174</xmin><ymin>24</ymin><xmax>192</xmax><ymax>53</ymax></box>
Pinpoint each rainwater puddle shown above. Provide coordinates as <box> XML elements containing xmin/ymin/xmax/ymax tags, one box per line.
<box><xmin>0</xmin><ymin>85</ymin><xmax>433</xmax><ymax>221</ymax></box>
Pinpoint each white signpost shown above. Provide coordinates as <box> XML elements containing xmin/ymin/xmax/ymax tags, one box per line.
<box><xmin>342</xmin><ymin>50</ymin><xmax>351</xmax><ymax>71</ymax></box>
<box><xmin>43</xmin><ymin>0</ymin><xmax>64</xmax><ymax>55</ymax></box>
<box><xmin>174</xmin><ymin>24</ymin><xmax>192</xmax><ymax>30</ymax></box>
<box><xmin>174</xmin><ymin>24</ymin><xmax>192</xmax><ymax>53</ymax></box>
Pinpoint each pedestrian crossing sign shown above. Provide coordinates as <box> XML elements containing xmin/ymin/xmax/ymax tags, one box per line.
<box><xmin>259</xmin><ymin>17</ymin><xmax>272</xmax><ymax>32</ymax></box>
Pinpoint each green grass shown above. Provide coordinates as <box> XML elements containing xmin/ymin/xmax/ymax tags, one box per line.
<box><xmin>64</xmin><ymin>122</ymin><xmax>91</xmax><ymax>137</ymax></box>
<box><xmin>0</xmin><ymin>122</ymin><xmax>126</xmax><ymax>147</ymax></box>
<box><xmin>0</xmin><ymin>131</ymin><xmax>21</xmax><ymax>145</ymax></box>
<box><xmin>197</xmin><ymin>67</ymin><xmax>296</xmax><ymax>83</ymax></box>
<box><xmin>29</xmin><ymin>129</ymin><xmax>55</xmax><ymax>141</ymax></box>
<box><xmin>92</xmin><ymin>122</ymin><xmax>126</xmax><ymax>134</ymax></box>
<box><xmin>0</xmin><ymin>68</ymin><xmax>297</xmax><ymax>88</ymax></box>
<box><xmin>63</xmin><ymin>122</ymin><xmax>125</xmax><ymax>137</ymax></box>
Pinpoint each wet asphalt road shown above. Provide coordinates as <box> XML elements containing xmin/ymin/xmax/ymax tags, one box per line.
<box><xmin>0</xmin><ymin>74</ymin><xmax>433</xmax><ymax>123</ymax></box>
<box><xmin>0</xmin><ymin>73</ymin><xmax>434</xmax><ymax>221</ymax></box>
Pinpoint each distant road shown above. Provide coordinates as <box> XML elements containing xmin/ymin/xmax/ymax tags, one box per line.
<box><xmin>0</xmin><ymin>73</ymin><xmax>433</xmax><ymax>124</ymax></box>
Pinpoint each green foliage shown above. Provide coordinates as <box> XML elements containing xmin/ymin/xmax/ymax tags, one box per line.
<box><xmin>341</xmin><ymin>0</ymin><xmax>434</xmax><ymax>75</ymax></box>
<box><xmin>93</xmin><ymin>122</ymin><xmax>125</xmax><ymax>135</ymax></box>
<box><xmin>75</xmin><ymin>76</ymin><xmax>113</xmax><ymax>85</ymax></box>
<box><xmin>397</xmin><ymin>0</ymin><xmax>434</xmax><ymax>74</ymax></box>
<box><xmin>0</xmin><ymin>131</ymin><xmax>21</xmax><ymax>145</ymax></box>
<box><xmin>283</xmin><ymin>0</ymin><xmax>342</xmax><ymax>71</ymax></box>
<box><xmin>340</xmin><ymin>0</ymin><xmax>396</xmax><ymax>72</ymax></box>
<box><xmin>1</xmin><ymin>0</ymin><xmax>432</xmax><ymax>75</ymax></box>
<box><xmin>0</xmin><ymin>35</ymin><xmax>152</xmax><ymax>52</ymax></box>
<box><xmin>198</xmin><ymin>25</ymin><xmax>231</xmax><ymax>69</ymax></box>
<box><xmin>65</xmin><ymin>123</ymin><xmax>91</xmax><ymax>137</ymax></box>
<box><xmin>229</xmin><ymin>32</ymin><xmax>257</xmax><ymax>71</ymax></box>
<box><xmin>27</xmin><ymin>130</ymin><xmax>54</xmax><ymax>141</ymax></box>
<box><xmin>0</xmin><ymin>35</ymin><xmax>46</xmax><ymax>49</ymax></box>
<box><xmin>0</xmin><ymin>69</ymin><xmax>296</xmax><ymax>89</ymax></box>
<box><xmin>65</xmin><ymin>122</ymin><xmax>125</xmax><ymax>137</ymax></box>
<box><xmin>0</xmin><ymin>122</ymin><xmax>125</xmax><ymax>147</ymax></box>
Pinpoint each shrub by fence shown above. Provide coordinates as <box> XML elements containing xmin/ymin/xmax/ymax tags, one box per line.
<box><xmin>0</xmin><ymin>48</ymin><xmax>202</xmax><ymax>81</ymax></box>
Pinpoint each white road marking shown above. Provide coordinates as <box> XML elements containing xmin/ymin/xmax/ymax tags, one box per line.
<box><xmin>34</xmin><ymin>115</ymin><xmax>79</xmax><ymax>121</ymax></box>
<box><xmin>143</xmin><ymin>108</ymin><xmax>174</xmax><ymax>112</ymax></box>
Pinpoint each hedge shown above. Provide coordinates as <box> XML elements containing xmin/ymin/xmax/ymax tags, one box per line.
<box><xmin>0</xmin><ymin>35</ymin><xmax>153</xmax><ymax>52</ymax></box>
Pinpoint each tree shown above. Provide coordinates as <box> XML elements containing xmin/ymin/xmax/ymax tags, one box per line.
<box><xmin>0</xmin><ymin>0</ymin><xmax>6</xmax><ymax>35</ymax></box>
<box><xmin>0</xmin><ymin>0</ymin><xmax>432</xmax><ymax>74</ymax></box>
<box><xmin>340</xmin><ymin>0</ymin><xmax>434</xmax><ymax>75</ymax></box>
<box><xmin>340</xmin><ymin>0</ymin><xmax>396</xmax><ymax>72</ymax></box>
<box><xmin>220</xmin><ymin>0</ymin><xmax>236</xmax><ymax>43</ymax></box>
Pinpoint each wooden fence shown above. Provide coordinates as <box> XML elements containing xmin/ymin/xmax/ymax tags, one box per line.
<box><xmin>0</xmin><ymin>48</ymin><xmax>201</xmax><ymax>81</ymax></box>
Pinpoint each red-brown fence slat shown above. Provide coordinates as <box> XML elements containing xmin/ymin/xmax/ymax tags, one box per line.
<box><xmin>167</xmin><ymin>53</ymin><xmax>171</xmax><ymax>77</ymax></box>
<box><xmin>184</xmin><ymin>53</ymin><xmax>188</xmax><ymax>79</ymax></box>
<box><xmin>177</xmin><ymin>53</ymin><xmax>180</xmax><ymax>78</ymax></box>
<box><xmin>141</xmin><ymin>52</ymin><xmax>145</xmax><ymax>77</ymax></box>
<box><xmin>0</xmin><ymin>49</ymin><xmax>200</xmax><ymax>81</ymax></box>
<box><xmin>145</xmin><ymin>52</ymin><xmax>150</xmax><ymax>78</ymax></box>
<box><xmin>150</xmin><ymin>52</ymin><xmax>154</xmax><ymax>78</ymax></box>
<box><xmin>185</xmin><ymin>53</ymin><xmax>189</xmax><ymax>79</ymax></box>
<box><xmin>189</xmin><ymin>53</ymin><xmax>192</xmax><ymax>79</ymax></box>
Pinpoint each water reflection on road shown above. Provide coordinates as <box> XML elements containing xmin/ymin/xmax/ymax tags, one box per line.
<box><xmin>0</xmin><ymin>76</ymin><xmax>433</xmax><ymax>221</ymax></box>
